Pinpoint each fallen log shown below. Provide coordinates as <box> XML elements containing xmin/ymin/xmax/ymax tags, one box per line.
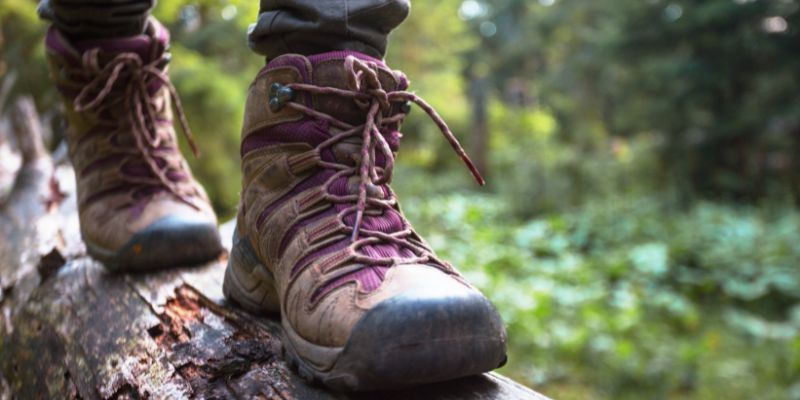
<box><xmin>0</xmin><ymin>99</ymin><xmax>550</xmax><ymax>400</ymax></box>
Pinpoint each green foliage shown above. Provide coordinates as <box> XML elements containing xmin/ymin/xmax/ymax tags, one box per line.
<box><xmin>487</xmin><ymin>100</ymin><xmax>662</xmax><ymax>217</ymax></box>
<box><xmin>169</xmin><ymin>45</ymin><xmax>247</xmax><ymax>215</ymax></box>
<box><xmin>469</xmin><ymin>0</ymin><xmax>800</xmax><ymax>200</ymax></box>
<box><xmin>399</xmin><ymin>189</ymin><xmax>800</xmax><ymax>399</ymax></box>
<box><xmin>0</xmin><ymin>0</ymin><xmax>51</xmax><ymax>110</ymax></box>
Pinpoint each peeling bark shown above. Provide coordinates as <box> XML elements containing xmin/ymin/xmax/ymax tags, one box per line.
<box><xmin>0</xmin><ymin>100</ymin><xmax>550</xmax><ymax>400</ymax></box>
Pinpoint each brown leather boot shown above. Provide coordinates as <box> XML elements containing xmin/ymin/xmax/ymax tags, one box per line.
<box><xmin>45</xmin><ymin>18</ymin><xmax>222</xmax><ymax>270</ymax></box>
<box><xmin>223</xmin><ymin>51</ymin><xmax>507</xmax><ymax>391</ymax></box>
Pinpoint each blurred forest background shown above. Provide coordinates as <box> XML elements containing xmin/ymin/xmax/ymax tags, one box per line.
<box><xmin>2</xmin><ymin>0</ymin><xmax>800</xmax><ymax>398</ymax></box>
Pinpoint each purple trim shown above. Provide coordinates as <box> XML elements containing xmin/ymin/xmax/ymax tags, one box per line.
<box><xmin>307</xmin><ymin>51</ymin><xmax>385</xmax><ymax>67</ymax></box>
<box><xmin>265</xmin><ymin>54</ymin><xmax>312</xmax><ymax>82</ymax></box>
<box><xmin>81</xmin><ymin>185</ymin><xmax>130</xmax><ymax>208</ymax></box>
<box><xmin>46</xmin><ymin>19</ymin><xmax>167</xmax><ymax>64</ymax></box>
<box><xmin>73</xmin><ymin>35</ymin><xmax>153</xmax><ymax>60</ymax></box>
<box><xmin>241</xmin><ymin>119</ymin><xmax>329</xmax><ymax>157</ymax></box>
<box><xmin>255</xmin><ymin>169</ymin><xmax>334</xmax><ymax>229</ymax></box>
<box><xmin>45</xmin><ymin>27</ymin><xmax>80</xmax><ymax>64</ymax></box>
<box><xmin>80</xmin><ymin>154</ymin><xmax>123</xmax><ymax>177</ymax></box>
<box><xmin>311</xmin><ymin>265</ymin><xmax>390</xmax><ymax>302</ymax></box>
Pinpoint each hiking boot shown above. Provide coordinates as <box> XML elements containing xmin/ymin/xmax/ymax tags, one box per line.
<box><xmin>45</xmin><ymin>18</ymin><xmax>222</xmax><ymax>271</ymax></box>
<box><xmin>223</xmin><ymin>51</ymin><xmax>507</xmax><ymax>391</ymax></box>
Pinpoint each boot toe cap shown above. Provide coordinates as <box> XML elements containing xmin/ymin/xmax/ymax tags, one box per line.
<box><xmin>327</xmin><ymin>271</ymin><xmax>508</xmax><ymax>390</ymax></box>
<box><xmin>95</xmin><ymin>214</ymin><xmax>223</xmax><ymax>271</ymax></box>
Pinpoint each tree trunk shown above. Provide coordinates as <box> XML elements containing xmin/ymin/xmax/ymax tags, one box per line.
<box><xmin>469</xmin><ymin>75</ymin><xmax>490</xmax><ymax>180</ymax></box>
<box><xmin>0</xmin><ymin>99</ymin><xmax>549</xmax><ymax>400</ymax></box>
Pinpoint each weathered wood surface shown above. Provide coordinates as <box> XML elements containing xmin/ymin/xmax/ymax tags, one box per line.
<box><xmin>0</xmin><ymin>99</ymin><xmax>550</xmax><ymax>400</ymax></box>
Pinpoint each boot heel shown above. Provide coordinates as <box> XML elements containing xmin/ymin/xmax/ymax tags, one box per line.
<box><xmin>223</xmin><ymin>227</ymin><xmax>281</xmax><ymax>314</ymax></box>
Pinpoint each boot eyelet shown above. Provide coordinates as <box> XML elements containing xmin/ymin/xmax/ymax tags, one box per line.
<box><xmin>269</xmin><ymin>82</ymin><xmax>294</xmax><ymax>112</ymax></box>
<box><xmin>269</xmin><ymin>97</ymin><xmax>282</xmax><ymax>112</ymax></box>
<box><xmin>400</xmin><ymin>101</ymin><xmax>412</xmax><ymax>114</ymax></box>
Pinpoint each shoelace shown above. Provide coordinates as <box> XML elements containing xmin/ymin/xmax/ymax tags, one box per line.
<box><xmin>283</xmin><ymin>55</ymin><xmax>484</xmax><ymax>268</ymax></box>
<box><xmin>72</xmin><ymin>49</ymin><xmax>200</xmax><ymax>209</ymax></box>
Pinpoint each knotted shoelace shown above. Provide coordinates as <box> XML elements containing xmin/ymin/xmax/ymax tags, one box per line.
<box><xmin>284</xmin><ymin>55</ymin><xmax>484</xmax><ymax>269</ymax></box>
<box><xmin>72</xmin><ymin>48</ymin><xmax>200</xmax><ymax>209</ymax></box>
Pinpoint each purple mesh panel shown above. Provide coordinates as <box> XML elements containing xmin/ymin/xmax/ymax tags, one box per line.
<box><xmin>166</xmin><ymin>170</ymin><xmax>188</xmax><ymax>181</ymax></box>
<box><xmin>241</xmin><ymin>119</ymin><xmax>329</xmax><ymax>156</ymax></box>
<box><xmin>47</xmin><ymin>23</ymin><xmax>169</xmax><ymax>97</ymax></box>
<box><xmin>152</xmin><ymin>18</ymin><xmax>170</xmax><ymax>51</ymax></box>
<box><xmin>399</xmin><ymin>75</ymin><xmax>409</xmax><ymax>90</ymax></box>
<box><xmin>130</xmin><ymin>186</ymin><xmax>167</xmax><ymax>218</ymax></box>
<box><xmin>121</xmin><ymin>162</ymin><xmax>150</xmax><ymax>177</ymax></box>
<box><xmin>362</xmin><ymin>244</ymin><xmax>414</xmax><ymax>259</ymax></box>
<box><xmin>340</xmin><ymin>209</ymin><xmax>404</xmax><ymax>232</ymax></box>
<box><xmin>307</xmin><ymin>51</ymin><xmax>385</xmax><ymax>67</ymax></box>
<box><xmin>311</xmin><ymin>265</ymin><xmax>390</xmax><ymax>303</ymax></box>
<box><xmin>327</xmin><ymin>175</ymin><xmax>348</xmax><ymax>194</ymax></box>
<box><xmin>151</xmin><ymin>145</ymin><xmax>177</xmax><ymax>154</ymax></box>
<box><xmin>74</xmin><ymin>35</ymin><xmax>153</xmax><ymax>60</ymax></box>
<box><xmin>384</xmin><ymin>129</ymin><xmax>402</xmax><ymax>151</ymax></box>
<box><xmin>132</xmin><ymin>185</ymin><xmax>165</xmax><ymax>199</ymax></box>
<box><xmin>121</xmin><ymin>157</ymin><xmax>167</xmax><ymax>177</ymax></box>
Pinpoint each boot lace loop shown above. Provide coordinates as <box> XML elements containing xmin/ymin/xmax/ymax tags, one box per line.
<box><xmin>73</xmin><ymin>48</ymin><xmax>200</xmax><ymax>209</ymax></box>
<box><xmin>280</xmin><ymin>55</ymin><xmax>484</xmax><ymax>263</ymax></box>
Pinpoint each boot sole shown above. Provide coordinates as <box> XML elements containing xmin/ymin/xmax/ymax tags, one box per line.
<box><xmin>223</xmin><ymin>228</ymin><xmax>508</xmax><ymax>391</ymax></box>
<box><xmin>85</xmin><ymin>216</ymin><xmax>223</xmax><ymax>271</ymax></box>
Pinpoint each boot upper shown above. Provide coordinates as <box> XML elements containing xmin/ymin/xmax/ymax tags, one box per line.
<box><xmin>239</xmin><ymin>51</ymin><xmax>492</xmax><ymax>348</ymax></box>
<box><xmin>45</xmin><ymin>18</ymin><xmax>217</xmax><ymax>252</ymax></box>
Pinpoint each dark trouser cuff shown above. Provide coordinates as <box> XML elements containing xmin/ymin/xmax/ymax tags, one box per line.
<box><xmin>38</xmin><ymin>0</ymin><xmax>410</xmax><ymax>59</ymax></box>
<box><xmin>38</xmin><ymin>0</ymin><xmax>154</xmax><ymax>40</ymax></box>
<box><xmin>248</xmin><ymin>0</ymin><xmax>410</xmax><ymax>60</ymax></box>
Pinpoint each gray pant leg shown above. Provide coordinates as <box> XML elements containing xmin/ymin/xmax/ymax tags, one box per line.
<box><xmin>248</xmin><ymin>0</ymin><xmax>410</xmax><ymax>59</ymax></box>
<box><xmin>38</xmin><ymin>0</ymin><xmax>154</xmax><ymax>39</ymax></box>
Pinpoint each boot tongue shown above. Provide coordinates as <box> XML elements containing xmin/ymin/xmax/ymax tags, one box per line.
<box><xmin>307</xmin><ymin>51</ymin><xmax>404</xmax><ymax>126</ymax></box>
<box><xmin>77</xmin><ymin>19</ymin><xmax>168</xmax><ymax>62</ymax></box>
<box><xmin>74</xmin><ymin>34</ymin><xmax>155</xmax><ymax>61</ymax></box>
<box><xmin>46</xmin><ymin>18</ymin><xmax>168</xmax><ymax>65</ymax></box>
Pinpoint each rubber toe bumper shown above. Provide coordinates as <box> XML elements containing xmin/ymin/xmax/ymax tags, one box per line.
<box><xmin>86</xmin><ymin>215</ymin><xmax>223</xmax><ymax>271</ymax></box>
<box><xmin>286</xmin><ymin>286</ymin><xmax>508</xmax><ymax>391</ymax></box>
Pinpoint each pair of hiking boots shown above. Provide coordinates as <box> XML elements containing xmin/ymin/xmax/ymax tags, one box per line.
<box><xmin>46</xmin><ymin>18</ymin><xmax>507</xmax><ymax>391</ymax></box>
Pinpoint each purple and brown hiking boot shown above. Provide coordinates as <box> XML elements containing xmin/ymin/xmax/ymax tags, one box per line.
<box><xmin>45</xmin><ymin>18</ymin><xmax>222</xmax><ymax>270</ymax></box>
<box><xmin>223</xmin><ymin>51</ymin><xmax>507</xmax><ymax>391</ymax></box>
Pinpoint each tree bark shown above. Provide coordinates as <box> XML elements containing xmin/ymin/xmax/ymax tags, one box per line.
<box><xmin>0</xmin><ymin>99</ymin><xmax>549</xmax><ymax>400</ymax></box>
<box><xmin>469</xmin><ymin>75</ymin><xmax>490</xmax><ymax>180</ymax></box>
